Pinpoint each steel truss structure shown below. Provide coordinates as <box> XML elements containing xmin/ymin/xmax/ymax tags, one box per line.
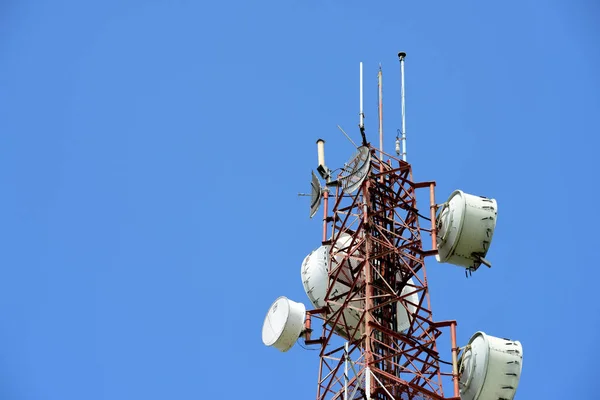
<box><xmin>305</xmin><ymin>146</ymin><xmax>460</xmax><ymax>400</ymax></box>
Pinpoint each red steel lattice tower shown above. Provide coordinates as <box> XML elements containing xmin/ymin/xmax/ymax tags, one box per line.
<box><xmin>305</xmin><ymin>145</ymin><xmax>460</xmax><ymax>400</ymax></box>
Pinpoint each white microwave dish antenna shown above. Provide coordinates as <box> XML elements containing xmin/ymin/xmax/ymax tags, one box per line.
<box><xmin>262</xmin><ymin>296</ymin><xmax>306</xmax><ymax>352</ymax></box>
<box><xmin>436</xmin><ymin>190</ymin><xmax>498</xmax><ymax>271</ymax></box>
<box><xmin>459</xmin><ymin>331</ymin><xmax>523</xmax><ymax>400</ymax></box>
<box><xmin>301</xmin><ymin>238</ymin><xmax>417</xmax><ymax>339</ymax></box>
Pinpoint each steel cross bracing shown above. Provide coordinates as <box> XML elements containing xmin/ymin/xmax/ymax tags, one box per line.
<box><xmin>310</xmin><ymin>146</ymin><xmax>459</xmax><ymax>400</ymax></box>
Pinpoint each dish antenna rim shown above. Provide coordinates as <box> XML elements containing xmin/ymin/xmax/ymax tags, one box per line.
<box><xmin>309</xmin><ymin>170</ymin><xmax>323</xmax><ymax>218</ymax></box>
<box><xmin>339</xmin><ymin>145</ymin><xmax>371</xmax><ymax>194</ymax></box>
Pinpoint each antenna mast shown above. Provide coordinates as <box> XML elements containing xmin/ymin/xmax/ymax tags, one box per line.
<box><xmin>398</xmin><ymin>52</ymin><xmax>407</xmax><ymax>161</ymax></box>
<box><xmin>359</xmin><ymin>62</ymin><xmax>367</xmax><ymax>145</ymax></box>
<box><xmin>378</xmin><ymin>65</ymin><xmax>384</xmax><ymax>160</ymax></box>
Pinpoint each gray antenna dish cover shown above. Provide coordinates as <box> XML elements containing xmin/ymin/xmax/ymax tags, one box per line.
<box><xmin>340</xmin><ymin>146</ymin><xmax>371</xmax><ymax>194</ymax></box>
<box><xmin>310</xmin><ymin>171</ymin><xmax>322</xmax><ymax>218</ymax></box>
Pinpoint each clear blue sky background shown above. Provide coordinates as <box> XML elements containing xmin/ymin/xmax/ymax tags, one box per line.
<box><xmin>1</xmin><ymin>1</ymin><xmax>598</xmax><ymax>399</ymax></box>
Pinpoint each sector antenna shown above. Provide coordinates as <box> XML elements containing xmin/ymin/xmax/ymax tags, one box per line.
<box><xmin>261</xmin><ymin>53</ymin><xmax>523</xmax><ymax>400</ymax></box>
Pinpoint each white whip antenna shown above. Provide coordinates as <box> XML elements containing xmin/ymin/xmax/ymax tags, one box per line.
<box><xmin>359</xmin><ymin>62</ymin><xmax>364</xmax><ymax>130</ymax></box>
<box><xmin>359</xmin><ymin>62</ymin><xmax>367</xmax><ymax>145</ymax></box>
<box><xmin>378</xmin><ymin>64</ymin><xmax>384</xmax><ymax>160</ymax></box>
<box><xmin>397</xmin><ymin>52</ymin><xmax>407</xmax><ymax>161</ymax></box>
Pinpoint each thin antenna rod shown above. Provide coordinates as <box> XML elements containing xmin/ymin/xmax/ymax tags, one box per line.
<box><xmin>398</xmin><ymin>52</ymin><xmax>407</xmax><ymax>161</ymax></box>
<box><xmin>337</xmin><ymin>125</ymin><xmax>358</xmax><ymax>148</ymax></box>
<box><xmin>359</xmin><ymin>62</ymin><xmax>367</xmax><ymax>145</ymax></box>
<box><xmin>359</xmin><ymin>62</ymin><xmax>364</xmax><ymax>130</ymax></box>
<box><xmin>378</xmin><ymin>64</ymin><xmax>383</xmax><ymax>159</ymax></box>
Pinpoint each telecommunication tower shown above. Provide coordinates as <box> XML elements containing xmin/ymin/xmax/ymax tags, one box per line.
<box><xmin>262</xmin><ymin>53</ymin><xmax>524</xmax><ymax>400</ymax></box>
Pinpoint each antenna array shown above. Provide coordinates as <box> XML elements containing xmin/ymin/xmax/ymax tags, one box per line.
<box><xmin>263</xmin><ymin>54</ymin><xmax>523</xmax><ymax>400</ymax></box>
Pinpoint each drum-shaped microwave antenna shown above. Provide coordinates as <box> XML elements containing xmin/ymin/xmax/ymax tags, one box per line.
<box><xmin>339</xmin><ymin>146</ymin><xmax>371</xmax><ymax>194</ymax></box>
<box><xmin>310</xmin><ymin>171</ymin><xmax>322</xmax><ymax>218</ymax></box>
<box><xmin>458</xmin><ymin>331</ymin><xmax>523</xmax><ymax>400</ymax></box>
<box><xmin>396</xmin><ymin>279</ymin><xmax>419</xmax><ymax>332</ymax></box>
<box><xmin>262</xmin><ymin>296</ymin><xmax>306</xmax><ymax>352</ymax></box>
<box><xmin>300</xmin><ymin>235</ymin><xmax>359</xmax><ymax>311</ymax></box>
<box><xmin>301</xmin><ymin>239</ymin><xmax>418</xmax><ymax>339</ymax></box>
<box><xmin>436</xmin><ymin>190</ymin><xmax>497</xmax><ymax>270</ymax></box>
<box><xmin>301</xmin><ymin>244</ymin><xmax>330</xmax><ymax>309</ymax></box>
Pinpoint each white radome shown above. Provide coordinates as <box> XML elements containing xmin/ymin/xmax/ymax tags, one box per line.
<box><xmin>436</xmin><ymin>190</ymin><xmax>498</xmax><ymax>269</ymax></box>
<box><xmin>301</xmin><ymin>234</ymin><xmax>418</xmax><ymax>339</ymax></box>
<box><xmin>262</xmin><ymin>296</ymin><xmax>306</xmax><ymax>352</ymax></box>
<box><xmin>459</xmin><ymin>331</ymin><xmax>523</xmax><ymax>400</ymax></box>
<box><xmin>301</xmin><ymin>234</ymin><xmax>359</xmax><ymax>309</ymax></box>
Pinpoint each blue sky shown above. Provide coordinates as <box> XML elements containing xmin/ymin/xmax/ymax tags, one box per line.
<box><xmin>0</xmin><ymin>1</ymin><xmax>598</xmax><ymax>399</ymax></box>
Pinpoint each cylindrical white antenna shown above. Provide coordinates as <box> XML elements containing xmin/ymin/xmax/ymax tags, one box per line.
<box><xmin>359</xmin><ymin>62</ymin><xmax>364</xmax><ymax>130</ymax></box>
<box><xmin>398</xmin><ymin>52</ymin><xmax>407</xmax><ymax>161</ymax></box>
<box><xmin>316</xmin><ymin>139</ymin><xmax>326</xmax><ymax>167</ymax></box>
<box><xmin>378</xmin><ymin>65</ymin><xmax>383</xmax><ymax>158</ymax></box>
<box><xmin>365</xmin><ymin>367</ymin><xmax>372</xmax><ymax>400</ymax></box>
<box><xmin>344</xmin><ymin>342</ymin><xmax>349</xmax><ymax>400</ymax></box>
